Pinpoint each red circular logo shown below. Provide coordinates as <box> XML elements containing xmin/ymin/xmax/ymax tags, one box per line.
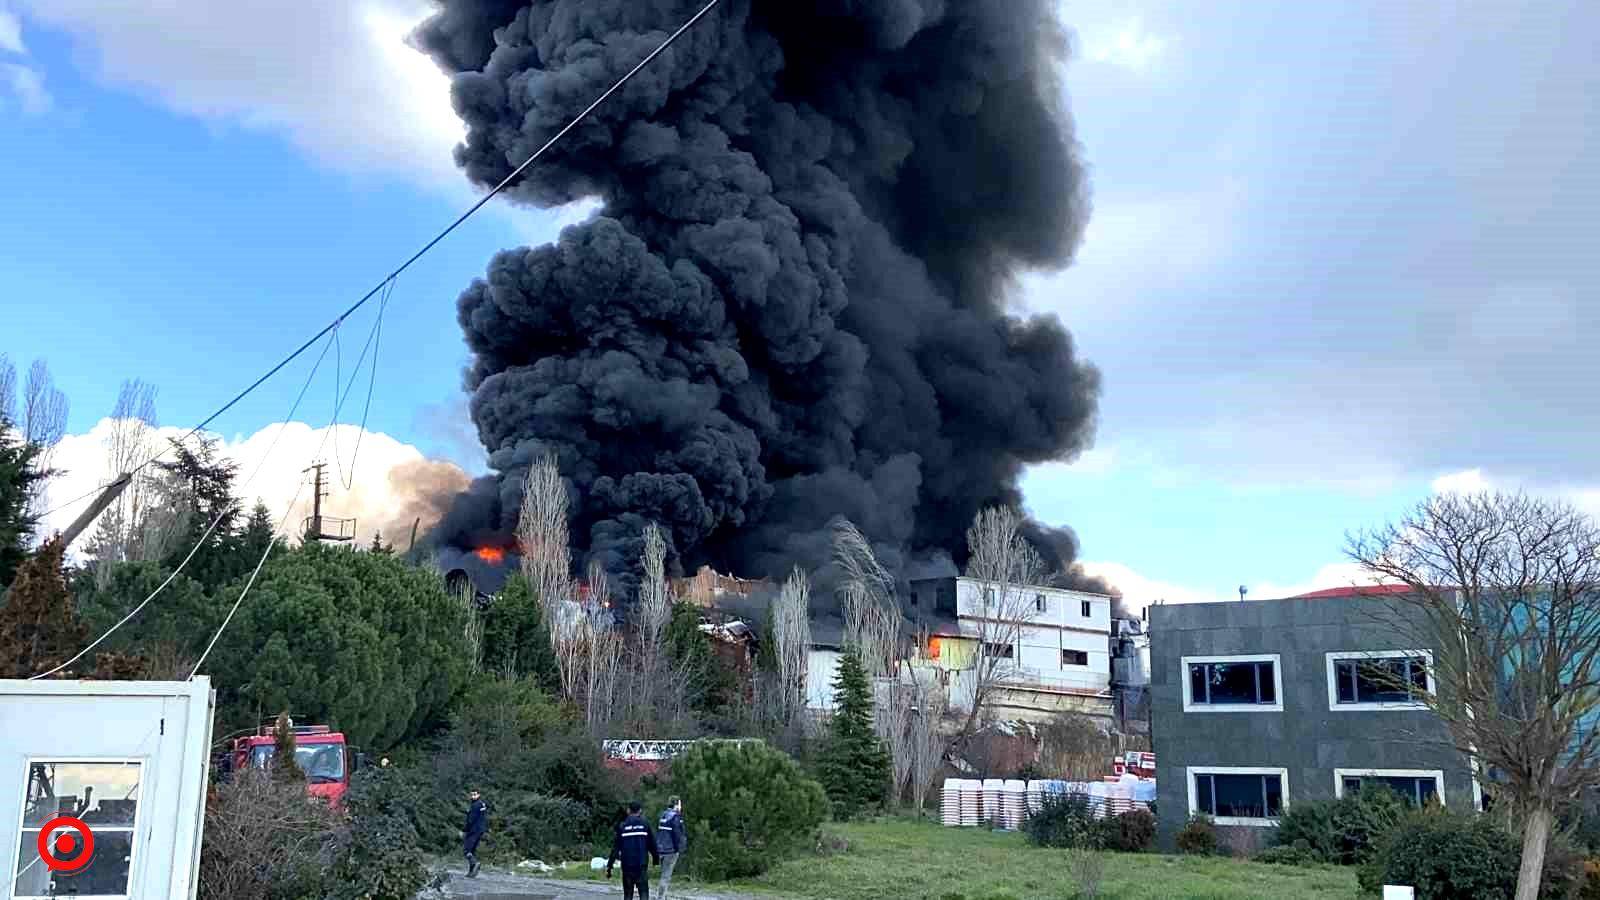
<box><xmin>37</xmin><ymin>816</ymin><xmax>94</xmax><ymax>873</ymax></box>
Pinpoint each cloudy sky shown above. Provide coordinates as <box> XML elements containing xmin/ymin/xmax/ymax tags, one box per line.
<box><xmin>4</xmin><ymin>1</ymin><xmax>1596</xmax><ymax>609</ymax></box>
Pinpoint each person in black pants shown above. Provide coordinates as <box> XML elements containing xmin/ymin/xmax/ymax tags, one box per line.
<box><xmin>463</xmin><ymin>789</ymin><xmax>489</xmax><ymax>878</ymax></box>
<box><xmin>606</xmin><ymin>800</ymin><xmax>660</xmax><ymax>899</ymax></box>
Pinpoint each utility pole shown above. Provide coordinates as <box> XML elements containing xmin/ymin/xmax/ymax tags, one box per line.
<box><xmin>301</xmin><ymin>462</ymin><xmax>354</xmax><ymax>543</ymax></box>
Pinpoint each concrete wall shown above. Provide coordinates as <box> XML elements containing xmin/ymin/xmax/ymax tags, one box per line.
<box><xmin>1149</xmin><ymin>597</ymin><xmax>1473</xmax><ymax>849</ymax></box>
<box><xmin>805</xmin><ymin>648</ymin><xmax>842</xmax><ymax>711</ymax></box>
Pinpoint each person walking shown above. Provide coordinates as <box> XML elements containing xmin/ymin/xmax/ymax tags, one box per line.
<box><xmin>654</xmin><ymin>795</ymin><xmax>688</xmax><ymax>899</ymax></box>
<box><xmin>463</xmin><ymin>789</ymin><xmax>489</xmax><ymax>878</ymax></box>
<box><xmin>606</xmin><ymin>800</ymin><xmax>660</xmax><ymax>900</ymax></box>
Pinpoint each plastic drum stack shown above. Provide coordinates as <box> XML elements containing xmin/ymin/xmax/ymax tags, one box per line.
<box><xmin>940</xmin><ymin>778</ymin><xmax>962</xmax><ymax>826</ymax></box>
<box><xmin>1001</xmin><ymin>779</ymin><xmax>1026</xmax><ymax>830</ymax></box>
<box><xmin>960</xmin><ymin>779</ymin><xmax>981</xmax><ymax>826</ymax></box>
<box><xmin>1024</xmin><ymin>779</ymin><xmax>1044</xmax><ymax>817</ymax></box>
<box><xmin>981</xmin><ymin>778</ymin><xmax>1003</xmax><ymax>827</ymax></box>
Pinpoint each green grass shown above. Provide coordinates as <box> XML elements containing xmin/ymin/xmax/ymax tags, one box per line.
<box><xmin>555</xmin><ymin>818</ymin><xmax>1362</xmax><ymax>899</ymax></box>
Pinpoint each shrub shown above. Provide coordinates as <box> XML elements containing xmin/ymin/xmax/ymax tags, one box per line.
<box><xmin>1581</xmin><ymin>859</ymin><xmax>1600</xmax><ymax>900</ymax></box>
<box><xmin>1359</xmin><ymin>807</ymin><xmax>1518</xmax><ymax>899</ymax></box>
<box><xmin>1023</xmin><ymin>792</ymin><xmax>1104</xmax><ymax>850</ymax></box>
<box><xmin>651</xmin><ymin>739</ymin><xmax>828</xmax><ymax>881</ymax></box>
<box><xmin>1105</xmin><ymin>809</ymin><xmax>1156</xmax><ymax>853</ymax></box>
<box><xmin>1271</xmin><ymin>784</ymin><xmax>1407</xmax><ymax>867</ymax></box>
<box><xmin>198</xmin><ymin>771</ymin><xmax>339</xmax><ymax>900</ymax></box>
<box><xmin>1069</xmin><ymin>847</ymin><xmax>1106</xmax><ymax>899</ymax></box>
<box><xmin>329</xmin><ymin>765</ymin><xmax>431</xmax><ymax>900</ymax></box>
<box><xmin>496</xmin><ymin>792</ymin><xmax>593</xmax><ymax>861</ymax></box>
<box><xmin>1175</xmin><ymin>815</ymin><xmax>1218</xmax><ymax>856</ymax></box>
<box><xmin>1256</xmin><ymin>841</ymin><xmax>1324</xmax><ymax>867</ymax></box>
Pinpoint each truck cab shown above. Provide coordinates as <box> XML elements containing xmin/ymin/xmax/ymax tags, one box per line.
<box><xmin>228</xmin><ymin>723</ymin><xmax>353</xmax><ymax>807</ymax></box>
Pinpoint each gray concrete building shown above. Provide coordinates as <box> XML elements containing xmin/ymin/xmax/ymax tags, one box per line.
<box><xmin>1149</xmin><ymin>594</ymin><xmax>1476</xmax><ymax>847</ymax></box>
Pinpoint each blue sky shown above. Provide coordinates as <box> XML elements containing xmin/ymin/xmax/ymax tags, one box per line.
<box><xmin>4</xmin><ymin>1</ymin><xmax>1596</xmax><ymax>608</ymax></box>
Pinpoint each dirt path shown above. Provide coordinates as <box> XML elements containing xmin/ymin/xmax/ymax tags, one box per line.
<box><xmin>426</xmin><ymin>863</ymin><xmax>765</xmax><ymax>900</ymax></box>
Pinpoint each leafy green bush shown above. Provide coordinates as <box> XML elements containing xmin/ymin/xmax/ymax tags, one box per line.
<box><xmin>649</xmin><ymin>739</ymin><xmax>828</xmax><ymax>880</ymax></box>
<box><xmin>1270</xmin><ymin>784</ymin><xmax>1407</xmax><ymax>866</ymax></box>
<box><xmin>1256</xmin><ymin>841</ymin><xmax>1324</xmax><ymax>866</ymax></box>
<box><xmin>1175</xmin><ymin>815</ymin><xmax>1218</xmax><ymax>856</ymax></box>
<box><xmin>1359</xmin><ymin>807</ymin><xmax>1517</xmax><ymax>899</ymax></box>
<box><xmin>1105</xmin><ymin>809</ymin><xmax>1156</xmax><ymax>852</ymax></box>
<box><xmin>496</xmin><ymin>792</ymin><xmax>594</xmax><ymax>861</ymax></box>
<box><xmin>1022</xmin><ymin>792</ymin><xmax>1104</xmax><ymax>850</ymax></box>
<box><xmin>329</xmin><ymin>766</ymin><xmax>431</xmax><ymax>900</ymax></box>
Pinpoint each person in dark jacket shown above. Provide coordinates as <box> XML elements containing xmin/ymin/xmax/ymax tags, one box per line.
<box><xmin>654</xmin><ymin>796</ymin><xmax>687</xmax><ymax>899</ymax></box>
<box><xmin>606</xmin><ymin>800</ymin><xmax>660</xmax><ymax>899</ymax></box>
<box><xmin>463</xmin><ymin>789</ymin><xmax>489</xmax><ymax>878</ymax></box>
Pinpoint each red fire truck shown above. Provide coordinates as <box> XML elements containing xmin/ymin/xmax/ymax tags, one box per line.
<box><xmin>226</xmin><ymin>721</ymin><xmax>358</xmax><ymax>807</ymax></box>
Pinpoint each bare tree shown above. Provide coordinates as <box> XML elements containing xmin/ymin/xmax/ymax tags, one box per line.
<box><xmin>92</xmin><ymin>379</ymin><xmax>160</xmax><ymax>584</ymax></box>
<box><xmin>637</xmin><ymin>522</ymin><xmax>671</xmax><ymax>672</ymax></box>
<box><xmin>516</xmin><ymin>454</ymin><xmax>572</xmax><ymax>621</ymax></box>
<box><xmin>0</xmin><ymin>355</ymin><xmax>14</xmax><ymax>426</ymax></box>
<box><xmin>961</xmin><ymin>505</ymin><xmax>1048</xmax><ymax>737</ymax></box>
<box><xmin>833</xmin><ymin>518</ymin><xmax>901</xmax><ymax>676</ymax></box>
<box><xmin>771</xmin><ymin>566</ymin><xmax>813</xmax><ymax>726</ymax></box>
<box><xmin>0</xmin><ymin>356</ymin><xmax>68</xmax><ymax>522</ymax></box>
<box><xmin>1346</xmin><ymin>491</ymin><xmax>1600</xmax><ymax>900</ymax></box>
<box><xmin>516</xmin><ymin>454</ymin><xmax>576</xmax><ymax>697</ymax></box>
<box><xmin>447</xmin><ymin>571</ymin><xmax>484</xmax><ymax>674</ymax></box>
<box><xmin>906</xmin><ymin>677</ymin><xmax>949</xmax><ymax>814</ymax></box>
<box><xmin>880</xmin><ymin>678</ymin><xmax>916</xmax><ymax>806</ymax></box>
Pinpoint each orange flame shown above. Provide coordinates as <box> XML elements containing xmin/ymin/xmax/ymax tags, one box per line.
<box><xmin>474</xmin><ymin>545</ymin><xmax>506</xmax><ymax>565</ymax></box>
<box><xmin>927</xmin><ymin>636</ymin><xmax>942</xmax><ymax>660</ymax></box>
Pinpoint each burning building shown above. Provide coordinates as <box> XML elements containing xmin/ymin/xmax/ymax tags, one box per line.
<box><xmin>418</xmin><ymin>0</ymin><xmax>1105</xmax><ymax>605</ymax></box>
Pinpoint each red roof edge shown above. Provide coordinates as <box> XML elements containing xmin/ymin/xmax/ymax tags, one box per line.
<box><xmin>1290</xmin><ymin>584</ymin><xmax>1417</xmax><ymax>599</ymax></box>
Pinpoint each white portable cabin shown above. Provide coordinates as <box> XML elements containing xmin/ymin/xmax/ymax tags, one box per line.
<box><xmin>0</xmin><ymin>678</ymin><xmax>215</xmax><ymax>900</ymax></box>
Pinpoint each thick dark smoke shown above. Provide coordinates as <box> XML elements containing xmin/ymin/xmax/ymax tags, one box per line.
<box><xmin>418</xmin><ymin>0</ymin><xmax>1110</xmax><ymax>601</ymax></box>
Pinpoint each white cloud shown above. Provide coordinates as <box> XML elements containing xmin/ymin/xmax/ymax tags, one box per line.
<box><xmin>1075</xmin><ymin>17</ymin><xmax>1174</xmax><ymax>74</ymax></box>
<box><xmin>0</xmin><ymin>4</ymin><xmax>25</xmax><ymax>55</ymax></box>
<box><xmin>1430</xmin><ymin>466</ymin><xmax>1600</xmax><ymax>520</ymax></box>
<box><xmin>15</xmin><ymin>0</ymin><xmax>465</xmax><ymax>187</ymax></box>
<box><xmin>1081</xmin><ymin>559</ymin><xmax>1377</xmax><ymax>615</ymax></box>
<box><xmin>42</xmin><ymin>418</ymin><xmax>469</xmax><ymax>553</ymax></box>
<box><xmin>1</xmin><ymin>60</ymin><xmax>46</xmax><ymax>113</ymax></box>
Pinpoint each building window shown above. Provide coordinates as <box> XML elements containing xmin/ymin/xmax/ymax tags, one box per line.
<box><xmin>14</xmin><ymin>759</ymin><xmax>143</xmax><ymax>899</ymax></box>
<box><xmin>1188</xmin><ymin>767</ymin><xmax>1287</xmax><ymax>825</ymax></box>
<box><xmin>1081</xmin><ymin>600</ymin><xmax>1092</xmax><ymax>618</ymax></box>
<box><xmin>1036</xmin><ymin>594</ymin><xmax>1047</xmax><ymax>613</ymax></box>
<box><xmin>983</xmin><ymin>642</ymin><xmax>1014</xmax><ymax>659</ymax></box>
<box><xmin>983</xmin><ymin>588</ymin><xmax>995</xmax><ymax>605</ymax></box>
<box><xmin>1325</xmin><ymin>650</ymin><xmax>1434</xmax><ymax>710</ymax></box>
<box><xmin>1334</xmin><ymin>769</ymin><xmax>1444</xmax><ymax>807</ymax></box>
<box><xmin>1182</xmin><ymin>654</ymin><xmax>1283</xmax><ymax>712</ymax></box>
<box><xmin>1062</xmin><ymin>649</ymin><xmax>1089</xmax><ymax>667</ymax></box>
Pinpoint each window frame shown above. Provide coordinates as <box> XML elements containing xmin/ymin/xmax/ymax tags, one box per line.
<box><xmin>983</xmin><ymin>642</ymin><xmax>1014</xmax><ymax>660</ymax></box>
<box><xmin>1061</xmin><ymin>648</ymin><xmax>1089</xmax><ymax>667</ymax></box>
<box><xmin>1081</xmin><ymin>599</ymin><xmax>1092</xmax><ymax>618</ymax></box>
<box><xmin>1333</xmin><ymin>768</ymin><xmax>1445</xmax><ymax>807</ymax></box>
<box><xmin>12</xmin><ymin>757</ymin><xmax>147</xmax><ymax>900</ymax></box>
<box><xmin>1324</xmin><ymin>650</ymin><xmax>1435</xmax><ymax>711</ymax></box>
<box><xmin>1186</xmin><ymin>766</ymin><xmax>1289</xmax><ymax>827</ymax></box>
<box><xmin>1035</xmin><ymin>594</ymin><xmax>1047</xmax><ymax>613</ymax></box>
<box><xmin>1181</xmin><ymin>654</ymin><xmax>1284</xmax><ymax>713</ymax></box>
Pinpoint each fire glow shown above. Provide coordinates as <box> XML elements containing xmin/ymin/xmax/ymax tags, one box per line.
<box><xmin>474</xmin><ymin>546</ymin><xmax>506</xmax><ymax>565</ymax></box>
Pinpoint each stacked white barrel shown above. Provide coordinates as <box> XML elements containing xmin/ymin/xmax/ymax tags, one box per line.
<box><xmin>940</xmin><ymin>778</ymin><xmax>962</xmax><ymax>826</ymax></box>
<box><xmin>1025</xmin><ymin>779</ymin><xmax>1044</xmax><ymax>816</ymax></box>
<box><xmin>981</xmin><ymin>778</ymin><xmax>1003</xmax><ymax>827</ymax></box>
<box><xmin>1001</xmin><ymin>779</ymin><xmax>1026</xmax><ymax>829</ymax></box>
<box><xmin>959</xmin><ymin>779</ymin><xmax>981</xmax><ymax>826</ymax></box>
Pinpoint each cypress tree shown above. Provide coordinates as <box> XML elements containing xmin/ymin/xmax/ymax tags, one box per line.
<box><xmin>272</xmin><ymin>711</ymin><xmax>305</xmax><ymax>782</ymax></box>
<box><xmin>0</xmin><ymin>418</ymin><xmax>46</xmax><ymax>589</ymax></box>
<box><xmin>816</xmin><ymin>647</ymin><xmax>890</xmax><ymax>819</ymax></box>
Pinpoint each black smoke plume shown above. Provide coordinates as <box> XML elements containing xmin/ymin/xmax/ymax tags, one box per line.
<box><xmin>417</xmin><ymin>0</ymin><xmax>1110</xmax><ymax>601</ymax></box>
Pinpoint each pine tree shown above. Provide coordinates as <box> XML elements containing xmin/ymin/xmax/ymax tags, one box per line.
<box><xmin>0</xmin><ymin>537</ymin><xmax>86</xmax><ymax>678</ymax></box>
<box><xmin>479</xmin><ymin>571</ymin><xmax>560</xmax><ymax>692</ymax></box>
<box><xmin>151</xmin><ymin>436</ymin><xmax>244</xmax><ymax>589</ymax></box>
<box><xmin>367</xmin><ymin>530</ymin><xmax>392</xmax><ymax>554</ymax></box>
<box><xmin>815</xmin><ymin>647</ymin><xmax>890</xmax><ymax>819</ymax></box>
<box><xmin>271</xmin><ymin>711</ymin><xmax>305</xmax><ymax>782</ymax></box>
<box><xmin>239</xmin><ymin>501</ymin><xmax>276</xmax><ymax>562</ymax></box>
<box><xmin>0</xmin><ymin>418</ymin><xmax>46</xmax><ymax>589</ymax></box>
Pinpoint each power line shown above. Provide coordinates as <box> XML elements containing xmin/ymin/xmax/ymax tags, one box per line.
<box><xmin>181</xmin><ymin>0</ymin><xmax>726</xmax><ymax>679</ymax></box>
<box><xmin>333</xmin><ymin>277</ymin><xmax>392</xmax><ymax>491</ymax></box>
<box><xmin>30</xmin><ymin>333</ymin><xmax>337</xmax><ymax>680</ymax></box>
<box><xmin>45</xmin><ymin>0</ymin><xmax>726</xmax><ymax>528</ymax></box>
